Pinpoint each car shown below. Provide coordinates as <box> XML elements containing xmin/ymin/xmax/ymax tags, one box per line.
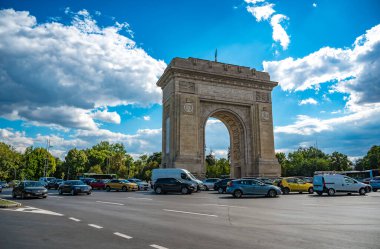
<box><xmin>12</xmin><ymin>181</ymin><xmax>48</xmax><ymax>199</ymax></box>
<box><xmin>89</xmin><ymin>179</ymin><xmax>108</xmax><ymax>190</ymax></box>
<box><xmin>202</xmin><ymin>178</ymin><xmax>220</xmax><ymax>190</ymax></box>
<box><xmin>58</xmin><ymin>180</ymin><xmax>92</xmax><ymax>196</ymax></box>
<box><xmin>214</xmin><ymin>178</ymin><xmax>235</xmax><ymax>193</ymax></box>
<box><xmin>151</xmin><ymin>168</ymin><xmax>203</xmax><ymax>191</ymax></box>
<box><xmin>313</xmin><ymin>174</ymin><xmax>371</xmax><ymax>196</ymax></box>
<box><xmin>39</xmin><ymin>177</ymin><xmax>56</xmax><ymax>187</ymax></box>
<box><xmin>80</xmin><ymin>178</ymin><xmax>96</xmax><ymax>185</ymax></box>
<box><xmin>226</xmin><ymin>179</ymin><xmax>282</xmax><ymax>198</ymax></box>
<box><xmin>105</xmin><ymin>179</ymin><xmax>138</xmax><ymax>192</ymax></box>
<box><xmin>274</xmin><ymin>177</ymin><xmax>314</xmax><ymax>195</ymax></box>
<box><xmin>153</xmin><ymin>178</ymin><xmax>195</xmax><ymax>194</ymax></box>
<box><xmin>369</xmin><ymin>176</ymin><xmax>380</xmax><ymax>192</ymax></box>
<box><xmin>0</xmin><ymin>185</ymin><xmax>2</xmax><ymax>193</ymax></box>
<box><xmin>127</xmin><ymin>178</ymin><xmax>149</xmax><ymax>190</ymax></box>
<box><xmin>0</xmin><ymin>181</ymin><xmax>9</xmax><ymax>188</ymax></box>
<box><xmin>46</xmin><ymin>179</ymin><xmax>64</xmax><ymax>190</ymax></box>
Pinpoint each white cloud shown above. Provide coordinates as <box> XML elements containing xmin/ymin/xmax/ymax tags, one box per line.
<box><xmin>246</xmin><ymin>4</ymin><xmax>275</xmax><ymax>22</ymax></box>
<box><xmin>270</xmin><ymin>14</ymin><xmax>290</xmax><ymax>50</ymax></box>
<box><xmin>313</xmin><ymin>3</ymin><xmax>317</xmax><ymax>8</ymax></box>
<box><xmin>0</xmin><ymin>9</ymin><xmax>166</xmax><ymax>130</ymax></box>
<box><xmin>299</xmin><ymin>98</ymin><xmax>318</xmax><ymax>105</ymax></box>
<box><xmin>0</xmin><ymin>128</ymin><xmax>34</xmax><ymax>152</ymax></box>
<box><xmin>143</xmin><ymin>116</ymin><xmax>151</xmax><ymax>121</ymax></box>
<box><xmin>91</xmin><ymin>108</ymin><xmax>121</xmax><ymax>124</ymax></box>
<box><xmin>244</xmin><ymin>1</ymin><xmax>290</xmax><ymax>50</ymax></box>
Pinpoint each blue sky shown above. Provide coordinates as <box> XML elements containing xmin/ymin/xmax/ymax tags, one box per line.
<box><xmin>0</xmin><ymin>0</ymin><xmax>379</xmax><ymax>160</ymax></box>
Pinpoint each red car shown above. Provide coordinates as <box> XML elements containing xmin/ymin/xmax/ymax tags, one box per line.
<box><xmin>89</xmin><ymin>179</ymin><xmax>108</xmax><ymax>190</ymax></box>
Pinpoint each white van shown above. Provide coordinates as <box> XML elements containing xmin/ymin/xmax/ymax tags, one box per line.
<box><xmin>313</xmin><ymin>174</ymin><xmax>371</xmax><ymax>196</ymax></box>
<box><xmin>151</xmin><ymin>168</ymin><xmax>203</xmax><ymax>191</ymax></box>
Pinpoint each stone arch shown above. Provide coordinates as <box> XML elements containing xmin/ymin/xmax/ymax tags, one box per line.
<box><xmin>201</xmin><ymin>108</ymin><xmax>247</xmax><ymax>178</ymax></box>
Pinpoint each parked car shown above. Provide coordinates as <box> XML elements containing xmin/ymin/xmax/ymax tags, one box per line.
<box><xmin>127</xmin><ymin>178</ymin><xmax>149</xmax><ymax>190</ymax></box>
<box><xmin>0</xmin><ymin>181</ymin><xmax>9</xmax><ymax>188</ymax></box>
<box><xmin>89</xmin><ymin>179</ymin><xmax>108</xmax><ymax>190</ymax></box>
<box><xmin>39</xmin><ymin>177</ymin><xmax>56</xmax><ymax>187</ymax></box>
<box><xmin>153</xmin><ymin>178</ymin><xmax>195</xmax><ymax>194</ymax></box>
<box><xmin>214</xmin><ymin>178</ymin><xmax>235</xmax><ymax>193</ymax></box>
<box><xmin>58</xmin><ymin>180</ymin><xmax>92</xmax><ymax>196</ymax></box>
<box><xmin>8</xmin><ymin>180</ymin><xmax>20</xmax><ymax>188</ymax></box>
<box><xmin>105</xmin><ymin>179</ymin><xmax>138</xmax><ymax>192</ymax></box>
<box><xmin>0</xmin><ymin>185</ymin><xmax>2</xmax><ymax>193</ymax></box>
<box><xmin>151</xmin><ymin>168</ymin><xmax>203</xmax><ymax>191</ymax></box>
<box><xmin>274</xmin><ymin>177</ymin><xmax>314</xmax><ymax>194</ymax></box>
<box><xmin>313</xmin><ymin>174</ymin><xmax>371</xmax><ymax>196</ymax></box>
<box><xmin>202</xmin><ymin>178</ymin><xmax>220</xmax><ymax>190</ymax></box>
<box><xmin>12</xmin><ymin>181</ymin><xmax>48</xmax><ymax>199</ymax></box>
<box><xmin>80</xmin><ymin>178</ymin><xmax>96</xmax><ymax>185</ymax></box>
<box><xmin>226</xmin><ymin>179</ymin><xmax>282</xmax><ymax>198</ymax></box>
<box><xmin>46</xmin><ymin>179</ymin><xmax>64</xmax><ymax>190</ymax></box>
<box><xmin>369</xmin><ymin>176</ymin><xmax>380</xmax><ymax>192</ymax></box>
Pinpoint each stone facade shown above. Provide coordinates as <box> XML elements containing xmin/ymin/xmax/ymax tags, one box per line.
<box><xmin>157</xmin><ymin>57</ymin><xmax>280</xmax><ymax>178</ymax></box>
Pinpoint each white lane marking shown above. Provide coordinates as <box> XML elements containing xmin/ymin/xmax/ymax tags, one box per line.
<box><xmin>69</xmin><ymin>217</ymin><xmax>81</xmax><ymax>222</ymax></box>
<box><xmin>113</xmin><ymin>232</ymin><xmax>133</xmax><ymax>239</ymax></box>
<box><xmin>202</xmin><ymin>204</ymin><xmax>247</xmax><ymax>208</ymax></box>
<box><xmin>13</xmin><ymin>206</ymin><xmax>64</xmax><ymax>216</ymax></box>
<box><xmin>163</xmin><ymin>209</ymin><xmax>218</xmax><ymax>217</ymax></box>
<box><xmin>88</xmin><ymin>224</ymin><xmax>103</xmax><ymax>229</ymax></box>
<box><xmin>96</xmin><ymin>201</ymin><xmax>124</xmax><ymax>206</ymax></box>
<box><xmin>150</xmin><ymin>244</ymin><xmax>169</xmax><ymax>249</ymax></box>
<box><xmin>49</xmin><ymin>196</ymin><xmax>63</xmax><ymax>199</ymax></box>
<box><xmin>127</xmin><ymin>197</ymin><xmax>153</xmax><ymax>200</ymax></box>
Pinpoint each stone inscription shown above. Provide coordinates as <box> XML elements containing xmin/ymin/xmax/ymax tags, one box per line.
<box><xmin>179</xmin><ymin>81</ymin><xmax>195</xmax><ymax>93</ymax></box>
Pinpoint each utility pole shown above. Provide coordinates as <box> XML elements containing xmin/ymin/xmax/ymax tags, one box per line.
<box><xmin>44</xmin><ymin>139</ymin><xmax>52</xmax><ymax>177</ymax></box>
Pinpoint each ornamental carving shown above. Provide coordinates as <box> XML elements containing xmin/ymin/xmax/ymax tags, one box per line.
<box><xmin>179</xmin><ymin>81</ymin><xmax>195</xmax><ymax>93</ymax></box>
<box><xmin>256</xmin><ymin>91</ymin><xmax>270</xmax><ymax>103</ymax></box>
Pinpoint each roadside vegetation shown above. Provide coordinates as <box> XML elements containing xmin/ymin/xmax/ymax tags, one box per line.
<box><xmin>0</xmin><ymin>141</ymin><xmax>379</xmax><ymax>181</ymax></box>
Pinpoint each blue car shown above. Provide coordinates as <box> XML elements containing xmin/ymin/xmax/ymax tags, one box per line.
<box><xmin>226</xmin><ymin>179</ymin><xmax>282</xmax><ymax>198</ymax></box>
<box><xmin>370</xmin><ymin>176</ymin><xmax>380</xmax><ymax>192</ymax></box>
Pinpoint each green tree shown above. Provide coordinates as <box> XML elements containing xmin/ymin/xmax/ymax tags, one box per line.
<box><xmin>329</xmin><ymin>151</ymin><xmax>353</xmax><ymax>171</ymax></box>
<box><xmin>0</xmin><ymin>142</ymin><xmax>22</xmax><ymax>181</ymax></box>
<box><xmin>355</xmin><ymin>145</ymin><xmax>380</xmax><ymax>170</ymax></box>
<box><xmin>23</xmin><ymin>146</ymin><xmax>56</xmax><ymax>180</ymax></box>
<box><xmin>65</xmin><ymin>148</ymin><xmax>88</xmax><ymax>179</ymax></box>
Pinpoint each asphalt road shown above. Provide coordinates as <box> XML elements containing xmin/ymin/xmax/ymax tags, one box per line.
<box><xmin>1</xmin><ymin>188</ymin><xmax>379</xmax><ymax>249</ymax></box>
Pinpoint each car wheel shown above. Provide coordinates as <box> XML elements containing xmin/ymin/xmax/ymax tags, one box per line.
<box><xmin>308</xmin><ymin>187</ymin><xmax>314</xmax><ymax>194</ymax></box>
<box><xmin>58</xmin><ymin>189</ymin><xmax>63</xmax><ymax>195</ymax></box>
<box><xmin>327</xmin><ymin>188</ymin><xmax>335</xmax><ymax>196</ymax></box>
<box><xmin>106</xmin><ymin>186</ymin><xmax>111</xmax><ymax>192</ymax></box>
<box><xmin>87</xmin><ymin>191</ymin><xmax>91</xmax><ymax>195</ymax></box>
<box><xmin>359</xmin><ymin>188</ymin><xmax>366</xmax><ymax>195</ymax></box>
<box><xmin>155</xmin><ymin>186</ymin><xmax>162</xmax><ymax>194</ymax></box>
<box><xmin>218</xmin><ymin>188</ymin><xmax>224</xmax><ymax>194</ymax></box>
<box><xmin>233</xmin><ymin>190</ymin><xmax>243</xmax><ymax>198</ymax></box>
<box><xmin>71</xmin><ymin>189</ymin><xmax>76</xmax><ymax>196</ymax></box>
<box><xmin>205</xmin><ymin>186</ymin><xmax>209</xmax><ymax>191</ymax></box>
<box><xmin>43</xmin><ymin>196</ymin><xmax>47</xmax><ymax>199</ymax></box>
<box><xmin>283</xmin><ymin>187</ymin><xmax>290</xmax><ymax>195</ymax></box>
<box><xmin>316</xmin><ymin>191</ymin><xmax>323</xmax><ymax>196</ymax></box>
<box><xmin>267</xmin><ymin>189</ymin><xmax>277</xmax><ymax>198</ymax></box>
<box><xmin>181</xmin><ymin>187</ymin><xmax>189</xmax><ymax>195</ymax></box>
<box><xmin>122</xmin><ymin>186</ymin><xmax>127</xmax><ymax>192</ymax></box>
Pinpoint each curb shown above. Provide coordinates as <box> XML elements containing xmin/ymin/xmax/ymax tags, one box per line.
<box><xmin>0</xmin><ymin>198</ymin><xmax>22</xmax><ymax>208</ymax></box>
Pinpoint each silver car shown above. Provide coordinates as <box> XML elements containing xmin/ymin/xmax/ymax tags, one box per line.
<box><xmin>202</xmin><ymin>178</ymin><xmax>220</xmax><ymax>191</ymax></box>
<box><xmin>127</xmin><ymin>178</ymin><xmax>149</xmax><ymax>190</ymax></box>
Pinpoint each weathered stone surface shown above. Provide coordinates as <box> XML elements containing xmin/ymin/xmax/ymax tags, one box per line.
<box><xmin>157</xmin><ymin>57</ymin><xmax>280</xmax><ymax>177</ymax></box>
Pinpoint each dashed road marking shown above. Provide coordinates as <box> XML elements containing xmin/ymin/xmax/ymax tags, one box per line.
<box><xmin>96</xmin><ymin>201</ymin><xmax>124</xmax><ymax>206</ymax></box>
<box><xmin>150</xmin><ymin>244</ymin><xmax>169</xmax><ymax>249</ymax></box>
<box><xmin>69</xmin><ymin>217</ymin><xmax>81</xmax><ymax>222</ymax></box>
<box><xmin>163</xmin><ymin>209</ymin><xmax>218</xmax><ymax>217</ymax></box>
<box><xmin>202</xmin><ymin>204</ymin><xmax>247</xmax><ymax>208</ymax></box>
<box><xmin>127</xmin><ymin>197</ymin><xmax>153</xmax><ymax>200</ymax></box>
<box><xmin>113</xmin><ymin>232</ymin><xmax>133</xmax><ymax>239</ymax></box>
<box><xmin>88</xmin><ymin>224</ymin><xmax>103</xmax><ymax>229</ymax></box>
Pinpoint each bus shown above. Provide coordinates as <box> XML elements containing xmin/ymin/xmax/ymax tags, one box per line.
<box><xmin>314</xmin><ymin>169</ymin><xmax>380</xmax><ymax>183</ymax></box>
<box><xmin>78</xmin><ymin>173</ymin><xmax>117</xmax><ymax>180</ymax></box>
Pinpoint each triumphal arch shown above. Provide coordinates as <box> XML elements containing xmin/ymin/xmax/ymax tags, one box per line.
<box><xmin>157</xmin><ymin>57</ymin><xmax>280</xmax><ymax>178</ymax></box>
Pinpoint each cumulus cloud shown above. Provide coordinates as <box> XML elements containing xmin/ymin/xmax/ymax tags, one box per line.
<box><xmin>313</xmin><ymin>3</ymin><xmax>317</xmax><ymax>8</ymax></box>
<box><xmin>0</xmin><ymin>128</ymin><xmax>34</xmax><ymax>152</ymax></box>
<box><xmin>143</xmin><ymin>116</ymin><xmax>151</xmax><ymax>121</ymax></box>
<box><xmin>299</xmin><ymin>98</ymin><xmax>318</xmax><ymax>105</ymax></box>
<box><xmin>264</xmin><ymin>24</ymin><xmax>380</xmax><ymax>112</ymax></box>
<box><xmin>244</xmin><ymin>0</ymin><xmax>290</xmax><ymax>50</ymax></box>
<box><xmin>0</xmin><ymin>9</ymin><xmax>166</xmax><ymax>130</ymax></box>
<box><xmin>91</xmin><ymin>108</ymin><xmax>121</xmax><ymax>124</ymax></box>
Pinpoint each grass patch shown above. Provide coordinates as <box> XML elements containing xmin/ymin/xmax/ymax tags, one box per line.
<box><xmin>0</xmin><ymin>198</ymin><xmax>21</xmax><ymax>208</ymax></box>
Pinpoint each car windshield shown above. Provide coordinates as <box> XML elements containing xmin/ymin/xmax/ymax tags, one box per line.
<box><xmin>133</xmin><ymin>179</ymin><xmax>141</xmax><ymax>182</ymax></box>
<box><xmin>70</xmin><ymin>181</ymin><xmax>85</xmax><ymax>185</ymax></box>
<box><xmin>120</xmin><ymin>180</ymin><xmax>130</xmax><ymax>183</ymax></box>
<box><xmin>24</xmin><ymin>181</ymin><xmax>44</xmax><ymax>187</ymax></box>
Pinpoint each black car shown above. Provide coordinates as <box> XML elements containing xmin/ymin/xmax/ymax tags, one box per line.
<box><xmin>214</xmin><ymin>178</ymin><xmax>235</xmax><ymax>193</ymax></box>
<box><xmin>154</xmin><ymin>178</ymin><xmax>195</xmax><ymax>194</ymax></box>
<box><xmin>12</xmin><ymin>181</ymin><xmax>48</xmax><ymax>199</ymax></box>
<box><xmin>58</xmin><ymin>180</ymin><xmax>92</xmax><ymax>196</ymax></box>
<box><xmin>46</xmin><ymin>179</ymin><xmax>64</xmax><ymax>190</ymax></box>
<box><xmin>80</xmin><ymin>178</ymin><xmax>96</xmax><ymax>185</ymax></box>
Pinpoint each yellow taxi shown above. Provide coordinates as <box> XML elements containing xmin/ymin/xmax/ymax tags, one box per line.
<box><xmin>105</xmin><ymin>179</ymin><xmax>138</xmax><ymax>192</ymax></box>
<box><xmin>274</xmin><ymin>177</ymin><xmax>314</xmax><ymax>194</ymax></box>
